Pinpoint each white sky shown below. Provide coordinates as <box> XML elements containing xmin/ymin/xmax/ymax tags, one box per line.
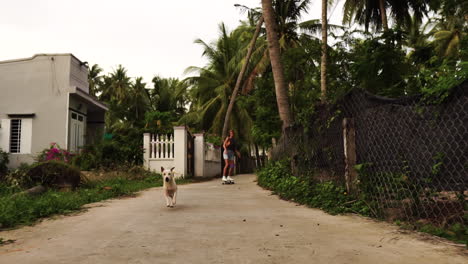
<box><xmin>0</xmin><ymin>0</ymin><xmax>343</xmax><ymax>84</ymax></box>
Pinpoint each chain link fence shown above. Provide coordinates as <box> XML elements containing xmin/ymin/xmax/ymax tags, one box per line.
<box><xmin>271</xmin><ymin>81</ymin><xmax>467</xmax><ymax>227</ymax></box>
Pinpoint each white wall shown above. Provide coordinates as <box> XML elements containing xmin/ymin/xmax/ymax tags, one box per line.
<box><xmin>194</xmin><ymin>133</ymin><xmax>205</xmax><ymax>177</ymax></box>
<box><xmin>69</xmin><ymin>56</ymin><xmax>89</xmax><ymax>93</ymax></box>
<box><xmin>0</xmin><ymin>54</ymin><xmax>73</xmax><ymax>166</ymax></box>
<box><xmin>193</xmin><ymin>133</ymin><xmax>221</xmax><ymax>178</ymax></box>
<box><xmin>147</xmin><ymin>159</ymin><xmax>179</xmax><ymax>176</ymax></box>
<box><xmin>204</xmin><ymin>160</ymin><xmax>222</xmax><ymax>178</ymax></box>
<box><xmin>204</xmin><ymin>142</ymin><xmax>221</xmax><ymax>178</ymax></box>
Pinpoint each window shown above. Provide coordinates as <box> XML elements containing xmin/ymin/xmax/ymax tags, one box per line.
<box><xmin>10</xmin><ymin>119</ymin><xmax>21</xmax><ymax>153</ymax></box>
<box><xmin>0</xmin><ymin>118</ymin><xmax>32</xmax><ymax>154</ymax></box>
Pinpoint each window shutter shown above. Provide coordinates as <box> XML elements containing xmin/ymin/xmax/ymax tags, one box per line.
<box><xmin>0</xmin><ymin>119</ymin><xmax>10</xmax><ymax>152</ymax></box>
<box><xmin>20</xmin><ymin>118</ymin><xmax>32</xmax><ymax>154</ymax></box>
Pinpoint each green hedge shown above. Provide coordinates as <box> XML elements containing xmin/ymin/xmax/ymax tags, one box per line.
<box><xmin>257</xmin><ymin>160</ymin><xmax>370</xmax><ymax>215</ymax></box>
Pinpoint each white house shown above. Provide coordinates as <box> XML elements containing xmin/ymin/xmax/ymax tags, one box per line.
<box><xmin>0</xmin><ymin>54</ymin><xmax>108</xmax><ymax>168</ymax></box>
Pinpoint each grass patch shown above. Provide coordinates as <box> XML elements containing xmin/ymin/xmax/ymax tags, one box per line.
<box><xmin>0</xmin><ymin>173</ymin><xmax>192</xmax><ymax>229</ymax></box>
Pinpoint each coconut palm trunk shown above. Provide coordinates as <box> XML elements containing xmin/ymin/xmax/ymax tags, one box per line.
<box><xmin>261</xmin><ymin>0</ymin><xmax>293</xmax><ymax>130</ymax></box>
<box><xmin>379</xmin><ymin>0</ymin><xmax>389</xmax><ymax>31</ymax></box>
<box><xmin>222</xmin><ymin>16</ymin><xmax>264</xmax><ymax>139</ymax></box>
<box><xmin>321</xmin><ymin>0</ymin><xmax>328</xmax><ymax>101</ymax></box>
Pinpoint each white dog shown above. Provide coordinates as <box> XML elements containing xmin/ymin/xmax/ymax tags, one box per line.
<box><xmin>161</xmin><ymin>167</ymin><xmax>177</xmax><ymax>207</ymax></box>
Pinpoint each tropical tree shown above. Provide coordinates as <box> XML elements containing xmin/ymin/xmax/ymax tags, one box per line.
<box><xmin>182</xmin><ymin>23</ymin><xmax>254</xmax><ymax>143</ymax></box>
<box><xmin>129</xmin><ymin>77</ymin><xmax>150</xmax><ymax>121</ymax></box>
<box><xmin>261</xmin><ymin>0</ymin><xmax>293</xmax><ymax>129</ymax></box>
<box><xmin>321</xmin><ymin>0</ymin><xmax>328</xmax><ymax>101</ymax></box>
<box><xmin>150</xmin><ymin>76</ymin><xmax>189</xmax><ymax>115</ymax></box>
<box><xmin>222</xmin><ymin>16</ymin><xmax>264</xmax><ymax>139</ymax></box>
<box><xmin>428</xmin><ymin>0</ymin><xmax>467</xmax><ymax>58</ymax></box>
<box><xmin>88</xmin><ymin>64</ymin><xmax>103</xmax><ymax>97</ymax></box>
<box><xmin>99</xmin><ymin>65</ymin><xmax>132</xmax><ymax>104</ymax></box>
<box><xmin>343</xmin><ymin>0</ymin><xmax>430</xmax><ymax>32</ymax></box>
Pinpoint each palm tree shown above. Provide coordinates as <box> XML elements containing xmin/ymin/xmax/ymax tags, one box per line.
<box><xmin>88</xmin><ymin>64</ymin><xmax>103</xmax><ymax>97</ymax></box>
<box><xmin>99</xmin><ymin>65</ymin><xmax>132</xmax><ymax>104</ymax></box>
<box><xmin>236</xmin><ymin>1</ymin><xmax>335</xmax><ymax>96</ymax></box>
<box><xmin>321</xmin><ymin>0</ymin><xmax>328</xmax><ymax>101</ymax></box>
<box><xmin>151</xmin><ymin>76</ymin><xmax>189</xmax><ymax>115</ymax></box>
<box><xmin>222</xmin><ymin>16</ymin><xmax>264</xmax><ymax>139</ymax></box>
<box><xmin>272</xmin><ymin>0</ymin><xmax>311</xmax><ymax>49</ymax></box>
<box><xmin>182</xmin><ymin>23</ymin><xmax>254</xmax><ymax>142</ymax></box>
<box><xmin>343</xmin><ymin>0</ymin><xmax>430</xmax><ymax>32</ymax></box>
<box><xmin>129</xmin><ymin>77</ymin><xmax>150</xmax><ymax>121</ymax></box>
<box><xmin>261</xmin><ymin>0</ymin><xmax>293</xmax><ymax>129</ymax></box>
<box><xmin>428</xmin><ymin>0</ymin><xmax>467</xmax><ymax>58</ymax></box>
<box><xmin>98</xmin><ymin>66</ymin><xmax>146</xmax><ymax>130</ymax></box>
<box><xmin>343</xmin><ymin>0</ymin><xmax>386</xmax><ymax>31</ymax></box>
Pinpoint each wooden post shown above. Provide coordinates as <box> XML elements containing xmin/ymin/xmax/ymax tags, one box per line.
<box><xmin>343</xmin><ymin>118</ymin><xmax>358</xmax><ymax>194</ymax></box>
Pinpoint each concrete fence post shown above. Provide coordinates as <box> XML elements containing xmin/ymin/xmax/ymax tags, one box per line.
<box><xmin>343</xmin><ymin>118</ymin><xmax>358</xmax><ymax>194</ymax></box>
<box><xmin>173</xmin><ymin>126</ymin><xmax>187</xmax><ymax>178</ymax></box>
<box><xmin>194</xmin><ymin>133</ymin><xmax>205</xmax><ymax>177</ymax></box>
<box><xmin>143</xmin><ymin>133</ymin><xmax>150</xmax><ymax>170</ymax></box>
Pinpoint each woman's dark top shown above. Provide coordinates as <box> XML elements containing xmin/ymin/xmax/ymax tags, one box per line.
<box><xmin>226</xmin><ymin>137</ymin><xmax>237</xmax><ymax>152</ymax></box>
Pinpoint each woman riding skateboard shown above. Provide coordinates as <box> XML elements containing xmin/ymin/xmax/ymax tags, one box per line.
<box><xmin>222</xmin><ymin>130</ymin><xmax>240</xmax><ymax>184</ymax></box>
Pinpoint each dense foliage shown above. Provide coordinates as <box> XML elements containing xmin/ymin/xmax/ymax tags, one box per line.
<box><xmin>0</xmin><ymin>148</ymin><xmax>8</xmax><ymax>177</ymax></box>
<box><xmin>76</xmin><ymin>1</ymin><xmax>467</xmax><ymax>163</ymax></box>
<box><xmin>258</xmin><ymin>159</ymin><xmax>371</xmax><ymax>215</ymax></box>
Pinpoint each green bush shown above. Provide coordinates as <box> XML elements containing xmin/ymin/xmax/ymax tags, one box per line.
<box><xmin>0</xmin><ymin>148</ymin><xmax>9</xmax><ymax>177</ymax></box>
<box><xmin>73</xmin><ymin>129</ymin><xmax>144</xmax><ymax>171</ymax></box>
<box><xmin>257</xmin><ymin>160</ymin><xmax>370</xmax><ymax>215</ymax></box>
<box><xmin>2</xmin><ymin>163</ymin><xmax>32</xmax><ymax>189</ymax></box>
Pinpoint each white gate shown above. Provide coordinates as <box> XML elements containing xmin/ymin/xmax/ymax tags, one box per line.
<box><xmin>148</xmin><ymin>133</ymin><xmax>174</xmax><ymax>159</ymax></box>
<box><xmin>143</xmin><ymin>126</ymin><xmax>221</xmax><ymax>178</ymax></box>
<box><xmin>144</xmin><ymin>126</ymin><xmax>187</xmax><ymax>178</ymax></box>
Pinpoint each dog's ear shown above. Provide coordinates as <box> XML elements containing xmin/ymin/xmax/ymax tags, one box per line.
<box><xmin>170</xmin><ymin>167</ymin><xmax>175</xmax><ymax>172</ymax></box>
<box><xmin>161</xmin><ymin>167</ymin><xmax>165</xmax><ymax>173</ymax></box>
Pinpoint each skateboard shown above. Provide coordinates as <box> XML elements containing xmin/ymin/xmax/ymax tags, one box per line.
<box><xmin>222</xmin><ymin>180</ymin><xmax>235</xmax><ymax>185</ymax></box>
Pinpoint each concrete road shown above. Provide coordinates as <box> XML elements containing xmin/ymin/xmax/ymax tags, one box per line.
<box><xmin>0</xmin><ymin>174</ymin><xmax>466</xmax><ymax>264</ymax></box>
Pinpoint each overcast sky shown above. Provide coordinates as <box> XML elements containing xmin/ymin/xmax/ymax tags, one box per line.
<box><xmin>0</xmin><ymin>0</ymin><xmax>343</xmax><ymax>84</ymax></box>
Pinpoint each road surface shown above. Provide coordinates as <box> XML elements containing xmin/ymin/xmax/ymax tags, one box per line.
<box><xmin>0</xmin><ymin>174</ymin><xmax>466</xmax><ymax>263</ymax></box>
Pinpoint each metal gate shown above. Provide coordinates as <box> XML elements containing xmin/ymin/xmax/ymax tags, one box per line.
<box><xmin>186</xmin><ymin>130</ymin><xmax>195</xmax><ymax>177</ymax></box>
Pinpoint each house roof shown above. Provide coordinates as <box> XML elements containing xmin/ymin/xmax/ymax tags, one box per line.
<box><xmin>70</xmin><ymin>87</ymin><xmax>109</xmax><ymax>112</ymax></box>
<box><xmin>0</xmin><ymin>53</ymin><xmax>87</xmax><ymax>67</ymax></box>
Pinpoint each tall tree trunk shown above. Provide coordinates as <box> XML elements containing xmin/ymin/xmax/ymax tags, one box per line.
<box><xmin>222</xmin><ymin>16</ymin><xmax>264</xmax><ymax>139</ymax></box>
<box><xmin>261</xmin><ymin>0</ymin><xmax>293</xmax><ymax>130</ymax></box>
<box><xmin>254</xmin><ymin>143</ymin><xmax>262</xmax><ymax>168</ymax></box>
<box><xmin>321</xmin><ymin>0</ymin><xmax>328</xmax><ymax>102</ymax></box>
<box><xmin>379</xmin><ymin>0</ymin><xmax>389</xmax><ymax>31</ymax></box>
